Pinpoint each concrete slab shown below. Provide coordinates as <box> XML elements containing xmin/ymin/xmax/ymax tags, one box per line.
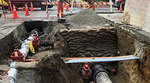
<box><xmin>98</xmin><ymin>13</ymin><xmax>123</xmax><ymax>23</ymax></box>
<box><xmin>123</xmin><ymin>0</ymin><xmax>150</xmax><ymax>28</ymax></box>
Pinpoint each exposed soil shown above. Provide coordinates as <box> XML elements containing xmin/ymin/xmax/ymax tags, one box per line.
<box><xmin>66</xmin><ymin>9</ymin><xmax>110</xmax><ymax>28</ymax></box>
<box><xmin>37</xmin><ymin>50</ymin><xmax>83</xmax><ymax>83</ymax></box>
<box><xmin>1</xmin><ymin>9</ymin><xmax>150</xmax><ymax>83</ymax></box>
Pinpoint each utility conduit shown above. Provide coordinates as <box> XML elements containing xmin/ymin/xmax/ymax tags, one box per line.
<box><xmin>8</xmin><ymin>31</ymin><xmax>37</xmax><ymax>83</ymax></box>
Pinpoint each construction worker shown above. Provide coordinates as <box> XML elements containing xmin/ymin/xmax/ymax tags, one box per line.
<box><xmin>57</xmin><ymin>0</ymin><xmax>70</xmax><ymax>18</ymax></box>
<box><xmin>0</xmin><ymin>0</ymin><xmax>8</xmax><ymax>10</ymax></box>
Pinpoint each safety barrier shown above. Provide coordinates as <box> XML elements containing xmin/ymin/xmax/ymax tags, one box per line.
<box><xmin>41</xmin><ymin>2</ymin><xmax>53</xmax><ymax>5</ymax></box>
<box><xmin>46</xmin><ymin>1</ymin><xmax>110</xmax><ymax>8</ymax></box>
<box><xmin>2</xmin><ymin>0</ymin><xmax>49</xmax><ymax>19</ymax></box>
<box><xmin>69</xmin><ymin>1</ymin><xmax>110</xmax><ymax>8</ymax></box>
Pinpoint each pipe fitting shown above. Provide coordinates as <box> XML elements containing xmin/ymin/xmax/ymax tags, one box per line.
<box><xmin>11</xmin><ymin>49</ymin><xmax>24</xmax><ymax>61</ymax></box>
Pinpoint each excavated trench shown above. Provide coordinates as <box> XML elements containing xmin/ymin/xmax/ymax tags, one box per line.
<box><xmin>0</xmin><ymin>20</ymin><xmax>123</xmax><ymax>83</ymax></box>
<box><xmin>1</xmin><ymin>10</ymin><xmax>150</xmax><ymax>83</ymax></box>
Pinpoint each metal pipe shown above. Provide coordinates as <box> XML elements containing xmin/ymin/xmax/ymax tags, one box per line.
<box><xmin>39</xmin><ymin>40</ymin><xmax>54</xmax><ymax>47</ymax></box>
<box><xmin>95</xmin><ymin>72</ymin><xmax>112</xmax><ymax>83</ymax></box>
<box><xmin>8</xmin><ymin>32</ymin><xmax>37</xmax><ymax>83</ymax></box>
<box><xmin>64</xmin><ymin>55</ymin><xmax>140</xmax><ymax>63</ymax></box>
<box><xmin>91</xmin><ymin>64</ymin><xmax>112</xmax><ymax>83</ymax></box>
<box><xmin>20</xmin><ymin>35</ymin><xmax>34</xmax><ymax>60</ymax></box>
<box><xmin>8</xmin><ymin>68</ymin><xmax>18</xmax><ymax>83</ymax></box>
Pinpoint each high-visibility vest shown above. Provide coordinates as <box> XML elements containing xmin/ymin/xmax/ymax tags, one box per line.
<box><xmin>0</xmin><ymin>0</ymin><xmax>8</xmax><ymax>6</ymax></box>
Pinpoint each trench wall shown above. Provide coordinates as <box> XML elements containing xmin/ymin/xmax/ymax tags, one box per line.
<box><xmin>56</xmin><ymin>27</ymin><xmax>117</xmax><ymax>57</ymax></box>
<box><xmin>0</xmin><ymin>21</ymin><xmax>57</xmax><ymax>64</ymax></box>
<box><xmin>0</xmin><ymin>23</ymin><xmax>27</xmax><ymax>64</ymax></box>
<box><xmin>117</xmin><ymin>24</ymin><xmax>150</xmax><ymax>83</ymax></box>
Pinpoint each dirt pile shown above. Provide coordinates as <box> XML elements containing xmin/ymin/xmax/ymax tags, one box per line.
<box><xmin>37</xmin><ymin>51</ymin><xmax>83</xmax><ymax>83</ymax></box>
<box><xmin>66</xmin><ymin>9</ymin><xmax>108</xmax><ymax>27</ymax></box>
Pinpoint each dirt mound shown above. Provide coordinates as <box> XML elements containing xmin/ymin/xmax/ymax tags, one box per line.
<box><xmin>66</xmin><ymin>9</ymin><xmax>108</xmax><ymax>27</ymax></box>
<box><xmin>37</xmin><ymin>51</ymin><xmax>83</xmax><ymax>83</ymax></box>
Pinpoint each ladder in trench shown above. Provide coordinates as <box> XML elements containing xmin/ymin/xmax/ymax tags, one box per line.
<box><xmin>63</xmin><ymin>55</ymin><xmax>140</xmax><ymax>63</ymax></box>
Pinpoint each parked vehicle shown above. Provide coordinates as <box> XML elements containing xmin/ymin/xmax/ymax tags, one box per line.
<box><xmin>113</xmin><ymin>0</ymin><xmax>125</xmax><ymax>10</ymax></box>
<box><xmin>10</xmin><ymin>0</ymin><xmax>53</xmax><ymax>10</ymax></box>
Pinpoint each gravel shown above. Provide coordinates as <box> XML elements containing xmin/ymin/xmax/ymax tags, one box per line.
<box><xmin>66</xmin><ymin>9</ymin><xmax>108</xmax><ymax>27</ymax></box>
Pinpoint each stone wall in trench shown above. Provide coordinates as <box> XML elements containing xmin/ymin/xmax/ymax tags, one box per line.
<box><xmin>117</xmin><ymin>24</ymin><xmax>150</xmax><ymax>83</ymax></box>
<box><xmin>55</xmin><ymin>27</ymin><xmax>117</xmax><ymax>57</ymax></box>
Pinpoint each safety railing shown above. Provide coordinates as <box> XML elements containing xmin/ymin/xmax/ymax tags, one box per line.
<box><xmin>2</xmin><ymin>0</ymin><xmax>49</xmax><ymax>19</ymax></box>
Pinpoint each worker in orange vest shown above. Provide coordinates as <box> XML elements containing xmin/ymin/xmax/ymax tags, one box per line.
<box><xmin>57</xmin><ymin>0</ymin><xmax>70</xmax><ymax>18</ymax></box>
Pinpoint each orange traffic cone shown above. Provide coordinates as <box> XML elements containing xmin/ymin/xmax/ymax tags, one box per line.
<box><xmin>13</xmin><ymin>4</ymin><xmax>18</xmax><ymax>19</ymax></box>
<box><xmin>31</xmin><ymin>2</ymin><xmax>34</xmax><ymax>11</ymax></box>
<box><xmin>66</xmin><ymin>5</ymin><xmax>69</xmax><ymax>11</ymax></box>
<box><xmin>25</xmin><ymin>3</ymin><xmax>29</xmax><ymax>16</ymax></box>
<box><xmin>120</xmin><ymin>3</ymin><xmax>122</xmax><ymax>12</ymax></box>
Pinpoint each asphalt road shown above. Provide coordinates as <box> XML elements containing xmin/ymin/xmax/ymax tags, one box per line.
<box><xmin>0</xmin><ymin>5</ymin><xmax>123</xmax><ymax>39</ymax></box>
<box><xmin>0</xmin><ymin>5</ymin><xmax>121</xmax><ymax>20</ymax></box>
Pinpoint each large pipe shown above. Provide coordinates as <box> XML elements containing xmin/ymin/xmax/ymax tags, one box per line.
<box><xmin>8</xmin><ymin>32</ymin><xmax>37</xmax><ymax>83</ymax></box>
<box><xmin>91</xmin><ymin>64</ymin><xmax>112</xmax><ymax>83</ymax></box>
<box><xmin>20</xmin><ymin>35</ymin><xmax>34</xmax><ymax>60</ymax></box>
<box><xmin>95</xmin><ymin>72</ymin><xmax>112</xmax><ymax>83</ymax></box>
